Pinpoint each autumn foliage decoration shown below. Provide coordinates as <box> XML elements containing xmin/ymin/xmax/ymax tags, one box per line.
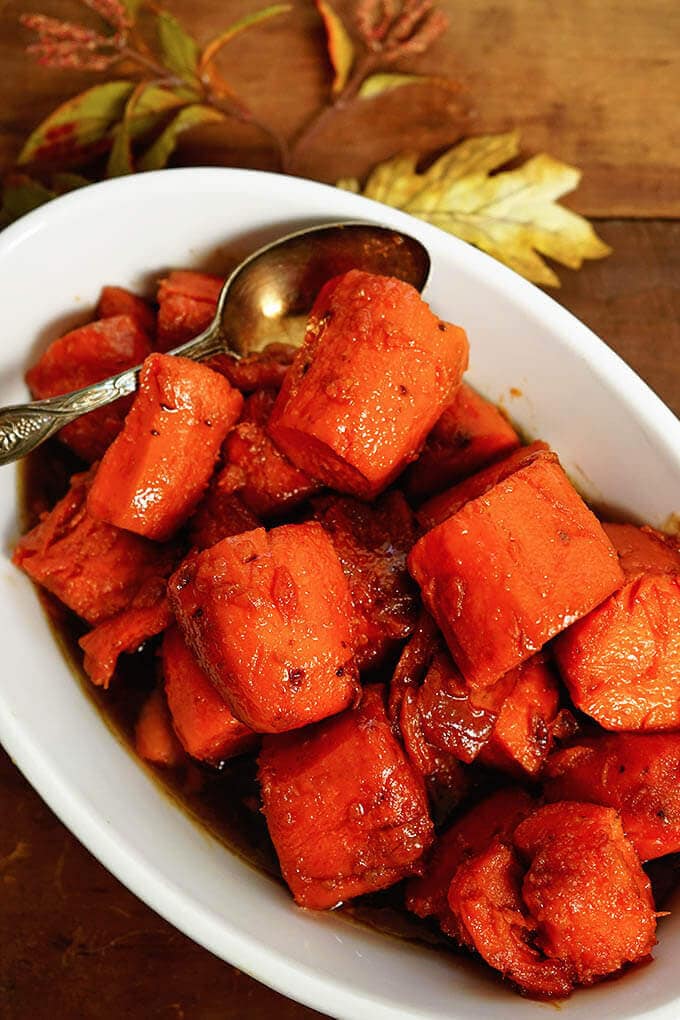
<box><xmin>3</xmin><ymin>0</ymin><xmax>610</xmax><ymax>286</ymax></box>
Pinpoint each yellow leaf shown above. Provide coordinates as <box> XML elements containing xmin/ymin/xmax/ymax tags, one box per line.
<box><xmin>314</xmin><ymin>0</ymin><xmax>354</xmax><ymax>96</ymax></box>
<box><xmin>138</xmin><ymin>105</ymin><xmax>225</xmax><ymax>172</ymax></box>
<box><xmin>358</xmin><ymin>73</ymin><xmax>453</xmax><ymax>100</ymax></box>
<box><xmin>199</xmin><ymin>5</ymin><xmax>291</xmax><ymax>73</ymax></box>
<box><xmin>18</xmin><ymin>81</ymin><xmax>134</xmax><ymax>165</ymax></box>
<box><xmin>157</xmin><ymin>11</ymin><xmax>200</xmax><ymax>87</ymax></box>
<box><xmin>341</xmin><ymin>133</ymin><xmax>611</xmax><ymax>286</ymax></box>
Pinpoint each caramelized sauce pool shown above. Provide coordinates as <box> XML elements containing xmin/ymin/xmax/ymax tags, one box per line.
<box><xmin>18</xmin><ymin>439</ymin><xmax>450</xmax><ymax>949</ymax></box>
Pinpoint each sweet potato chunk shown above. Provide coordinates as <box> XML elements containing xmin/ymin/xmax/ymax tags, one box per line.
<box><xmin>208</xmin><ymin>344</ymin><xmax>295</xmax><ymax>393</ymax></box>
<box><xmin>79</xmin><ymin>582</ymin><xmax>172</xmax><ymax>688</ymax></box>
<box><xmin>13</xmin><ymin>469</ymin><xmax>175</xmax><ymax>624</ymax></box>
<box><xmin>450</xmin><ymin>840</ymin><xmax>574</xmax><ymax>997</ymax></box>
<box><xmin>513</xmin><ymin>803</ymin><xmax>656</xmax><ymax>987</ymax></box>
<box><xmin>555</xmin><ymin>575</ymin><xmax>680</xmax><ymax>730</ymax></box>
<box><xmin>543</xmin><ymin>733</ymin><xmax>680</xmax><ymax>860</ymax></box>
<box><xmin>409</xmin><ymin>455</ymin><xmax>623</xmax><ymax>688</ymax></box>
<box><xmin>155</xmin><ymin>270</ymin><xmax>223</xmax><ymax>351</ymax></box>
<box><xmin>219</xmin><ymin>388</ymin><xmax>321</xmax><ymax>518</ymax></box>
<box><xmin>406</xmin><ymin>787</ymin><xmax>535</xmax><ymax>938</ymax></box>
<box><xmin>97</xmin><ymin>285</ymin><xmax>156</xmax><ymax>338</ymax></box>
<box><xmin>312</xmin><ymin>491</ymin><xmax>419</xmax><ymax>671</ymax></box>
<box><xmin>258</xmin><ymin>685</ymin><xmax>433</xmax><ymax>909</ymax></box>
<box><xmin>478</xmin><ymin>654</ymin><xmax>561</xmax><ymax>777</ymax></box>
<box><xmin>188</xmin><ymin>484</ymin><xmax>259</xmax><ymax>552</ymax></box>
<box><xmin>269</xmin><ymin>270</ymin><xmax>469</xmax><ymax>500</ymax></box>
<box><xmin>162</xmin><ymin>626</ymin><xmax>258</xmax><ymax>763</ymax></box>
<box><xmin>405</xmin><ymin>383</ymin><xmax>520</xmax><ymax>501</ymax></box>
<box><xmin>416</xmin><ymin>650</ymin><xmax>512</xmax><ymax>764</ymax></box>
<box><xmin>417</xmin><ymin>440</ymin><xmax>554</xmax><ymax>530</ymax></box>
<box><xmin>603</xmin><ymin>522</ymin><xmax>680</xmax><ymax>580</ymax></box>
<box><xmin>135</xmin><ymin>687</ymin><xmax>185</xmax><ymax>767</ymax></box>
<box><xmin>26</xmin><ymin>314</ymin><xmax>151</xmax><ymax>462</ymax></box>
<box><xmin>88</xmin><ymin>354</ymin><xmax>242</xmax><ymax>541</ymax></box>
<box><xmin>168</xmin><ymin>522</ymin><xmax>359</xmax><ymax>733</ymax></box>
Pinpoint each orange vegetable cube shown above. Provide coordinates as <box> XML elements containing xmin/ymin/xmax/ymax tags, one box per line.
<box><xmin>478</xmin><ymin>654</ymin><xmax>561</xmax><ymax>777</ymax></box>
<box><xmin>13</xmin><ymin>469</ymin><xmax>175</xmax><ymax>624</ymax></box>
<box><xmin>97</xmin><ymin>285</ymin><xmax>156</xmax><ymax>338</ymax></box>
<box><xmin>79</xmin><ymin>581</ymin><xmax>172</xmax><ymax>688</ymax></box>
<box><xmin>418</xmin><ymin>440</ymin><xmax>554</xmax><ymax>531</ymax></box>
<box><xmin>312</xmin><ymin>491</ymin><xmax>419</xmax><ymax>671</ymax></box>
<box><xmin>155</xmin><ymin>270</ymin><xmax>223</xmax><ymax>351</ymax></box>
<box><xmin>409</xmin><ymin>455</ymin><xmax>623</xmax><ymax>688</ymax></box>
<box><xmin>188</xmin><ymin>485</ymin><xmax>260</xmax><ymax>552</ymax></box>
<box><xmin>26</xmin><ymin>314</ymin><xmax>151</xmax><ymax>462</ymax></box>
<box><xmin>88</xmin><ymin>354</ymin><xmax>243</xmax><ymax>541</ymax></box>
<box><xmin>269</xmin><ymin>270</ymin><xmax>469</xmax><ymax>500</ymax></box>
<box><xmin>162</xmin><ymin>626</ymin><xmax>258</xmax><ymax>763</ymax></box>
<box><xmin>543</xmin><ymin>733</ymin><xmax>680</xmax><ymax>860</ymax></box>
<box><xmin>405</xmin><ymin>383</ymin><xmax>520</xmax><ymax>501</ymax></box>
<box><xmin>208</xmin><ymin>344</ymin><xmax>295</xmax><ymax>393</ymax></box>
<box><xmin>258</xmin><ymin>685</ymin><xmax>434</xmax><ymax>909</ymax></box>
<box><xmin>135</xmin><ymin>687</ymin><xmax>185</xmax><ymax>767</ymax></box>
<box><xmin>219</xmin><ymin>388</ymin><xmax>321</xmax><ymax>518</ymax></box>
<box><xmin>513</xmin><ymin>803</ymin><xmax>656</xmax><ymax>987</ymax></box>
<box><xmin>406</xmin><ymin>787</ymin><xmax>535</xmax><ymax>938</ymax></box>
<box><xmin>555</xmin><ymin>523</ymin><xmax>680</xmax><ymax>730</ymax></box>
<box><xmin>168</xmin><ymin>522</ymin><xmax>359</xmax><ymax>733</ymax></box>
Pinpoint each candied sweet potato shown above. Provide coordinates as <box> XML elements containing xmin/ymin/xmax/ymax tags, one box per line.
<box><xmin>208</xmin><ymin>344</ymin><xmax>295</xmax><ymax>393</ymax></box>
<box><xmin>555</xmin><ymin>572</ymin><xmax>680</xmax><ymax>730</ymax></box>
<box><xmin>603</xmin><ymin>522</ymin><xmax>680</xmax><ymax>580</ymax></box>
<box><xmin>155</xmin><ymin>270</ymin><xmax>223</xmax><ymax>351</ymax></box>
<box><xmin>478</xmin><ymin>654</ymin><xmax>561</xmax><ymax>777</ymax></box>
<box><xmin>26</xmin><ymin>314</ymin><xmax>151</xmax><ymax>462</ymax></box>
<box><xmin>168</xmin><ymin>522</ymin><xmax>359</xmax><ymax>733</ymax></box>
<box><xmin>258</xmin><ymin>684</ymin><xmax>434</xmax><ymax>909</ymax></box>
<box><xmin>13</xmin><ymin>469</ymin><xmax>175</xmax><ymax>624</ymax></box>
<box><xmin>188</xmin><ymin>484</ymin><xmax>259</xmax><ymax>551</ymax></box>
<box><xmin>409</xmin><ymin>455</ymin><xmax>624</xmax><ymax>688</ymax></box>
<box><xmin>312</xmin><ymin>491</ymin><xmax>419</xmax><ymax>671</ymax></box>
<box><xmin>88</xmin><ymin>353</ymin><xmax>242</xmax><ymax>541</ymax></box>
<box><xmin>219</xmin><ymin>388</ymin><xmax>321</xmax><ymax>518</ymax></box>
<box><xmin>544</xmin><ymin>733</ymin><xmax>680</xmax><ymax>860</ymax></box>
<box><xmin>513</xmin><ymin>803</ymin><xmax>656</xmax><ymax>987</ymax></box>
<box><xmin>418</xmin><ymin>440</ymin><xmax>554</xmax><ymax>531</ymax></box>
<box><xmin>162</xmin><ymin>625</ymin><xmax>258</xmax><ymax>763</ymax></box>
<box><xmin>79</xmin><ymin>581</ymin><xmax>172</xmax><ymax>688</ymax></box>
<box><xmin>97</xmin><ymin>285</ymin><xmax>156</xmax><ymax>338</ymax></box>
<box><xmin>135</xmin><ymin>687</ymin><xmax>185</xmax><ymax>767</ymax></box>
<box><xmin>269</xmin><ymin>270</ymin><xmax>469</xmax><ymax>500</ymax></box>
<box><xmin>406</xmin><ymin>787</ymin><xmax>535</xmax><ymax>937</ymax></box>
<box><xmin>405</xmin><ymin>383</ymin><xmax>520</xmax><ymax>501</ymax></box>
<box><xmin>449</xmin><ymin>839</ymin><xmax>575</xmax><ymax>997</ymax></box>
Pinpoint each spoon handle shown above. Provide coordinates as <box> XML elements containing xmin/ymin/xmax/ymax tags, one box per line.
<box><xmin>0</xmin><ymin>323</ymin><xmax>226</xmax><ymax>467</ymax></box>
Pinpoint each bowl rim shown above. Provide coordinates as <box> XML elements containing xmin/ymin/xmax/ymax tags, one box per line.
<box><xmin>2</xmin><ymin>166</ymin><xmax>680</xmax><ymax>1020</ymax></box>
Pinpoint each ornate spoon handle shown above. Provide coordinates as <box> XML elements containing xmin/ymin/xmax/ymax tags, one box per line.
<box><xmin>0</xmin><ymin>324</ymin><xmax>226</xmax><ymax>467</ymax></box>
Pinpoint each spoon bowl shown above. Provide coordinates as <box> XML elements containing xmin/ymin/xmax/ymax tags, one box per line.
<box><xmin>0</xmin><ymin>220</ymin><xmax>429</xmax><ymax>466</ymax></box>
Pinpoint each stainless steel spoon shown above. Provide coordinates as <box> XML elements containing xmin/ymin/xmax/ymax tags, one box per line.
<box><xmin>0</xmin><ymin>220</ymin><xmax>430</xmax><ymax>467</ymax></box>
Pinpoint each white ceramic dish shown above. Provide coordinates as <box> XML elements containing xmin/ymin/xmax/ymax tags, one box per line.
<box><xmin>1</xmin><ymin>168</ymin><xmax>680</xmax><ymax>1020</ymax></box>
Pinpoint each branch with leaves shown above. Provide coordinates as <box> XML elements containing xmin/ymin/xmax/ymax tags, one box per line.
<box><xmin>2</xmin><ymin>0</ymin><xmax>611</xmax><ymax>286</ymax></box>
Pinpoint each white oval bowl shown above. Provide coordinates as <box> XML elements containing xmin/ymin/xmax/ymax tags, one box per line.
<box><xmin>1</xmin><ymin>168</ymin><xmax>679</xmax><ymax>1020</ymax></box>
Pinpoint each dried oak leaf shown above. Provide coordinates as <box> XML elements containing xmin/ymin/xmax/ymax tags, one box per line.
<box><xmin>315</xmin><ymin>0</ymin><xmax>355</xmax><ymax>96</ymax></box>
<box><xmin>339</xmin><ymin>131</ymin><xmax>611</xmax><ymax>286</ymax></box>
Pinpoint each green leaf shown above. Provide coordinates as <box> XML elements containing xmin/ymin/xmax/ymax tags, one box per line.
<box><xmin>18</xmin><ymin>81</ymin><xmax>135</xmax><ymax>165</ymax></box>
<box><xmin>314</xmin><ymin>0</ymin><xmax>354</xmax><ymax>96</ymax></box>
<box><xmin>107</xmin><ymin>121</ymin><xmax>133</xmax><ymax>177</ymax></box>
<box><xmin>200</xmin><ymin>5</ymin><xmax>290</xmax><ymax>70</ymax></box>
<box><xmin>0</xmin><ymin>176</ymin><xmax>55</xmax><ymax>227</ymax></box>
<box><xmin>358</xmin><ymin>73</ymin><xmax>442</xmax><ymax>100</ymax></box>
<box><xmin>138</xmin><ymin>104</ymin><xmax>225</xmax><ymax>171</ymax></box>
<box><xmin>128</xmin><ymin>84</ymin><xmax>189</xmax><ymax>135</ymax></box>
<box><xmin>157</xmin><ymin>11</ymin><xmax>200</xmax><ymax>86</ymax></box>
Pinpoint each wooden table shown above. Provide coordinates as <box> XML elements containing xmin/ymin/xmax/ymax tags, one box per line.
<box><xmin>1</xmin><ymin>2</ymin><xmax>679</xmax><ymax>1017</ymax></box>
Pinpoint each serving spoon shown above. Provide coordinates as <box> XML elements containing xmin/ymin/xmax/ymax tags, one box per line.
<box><xmin>0</xmin><ymin>220</ymin><xmax>430</xmax><ymax>467</ymax></box>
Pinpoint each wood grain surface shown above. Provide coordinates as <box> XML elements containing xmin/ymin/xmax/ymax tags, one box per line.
<box><xmin>1</xmin><ymin>1</ymin><xmax>679</xmax><ymax>1018</ymax></box>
